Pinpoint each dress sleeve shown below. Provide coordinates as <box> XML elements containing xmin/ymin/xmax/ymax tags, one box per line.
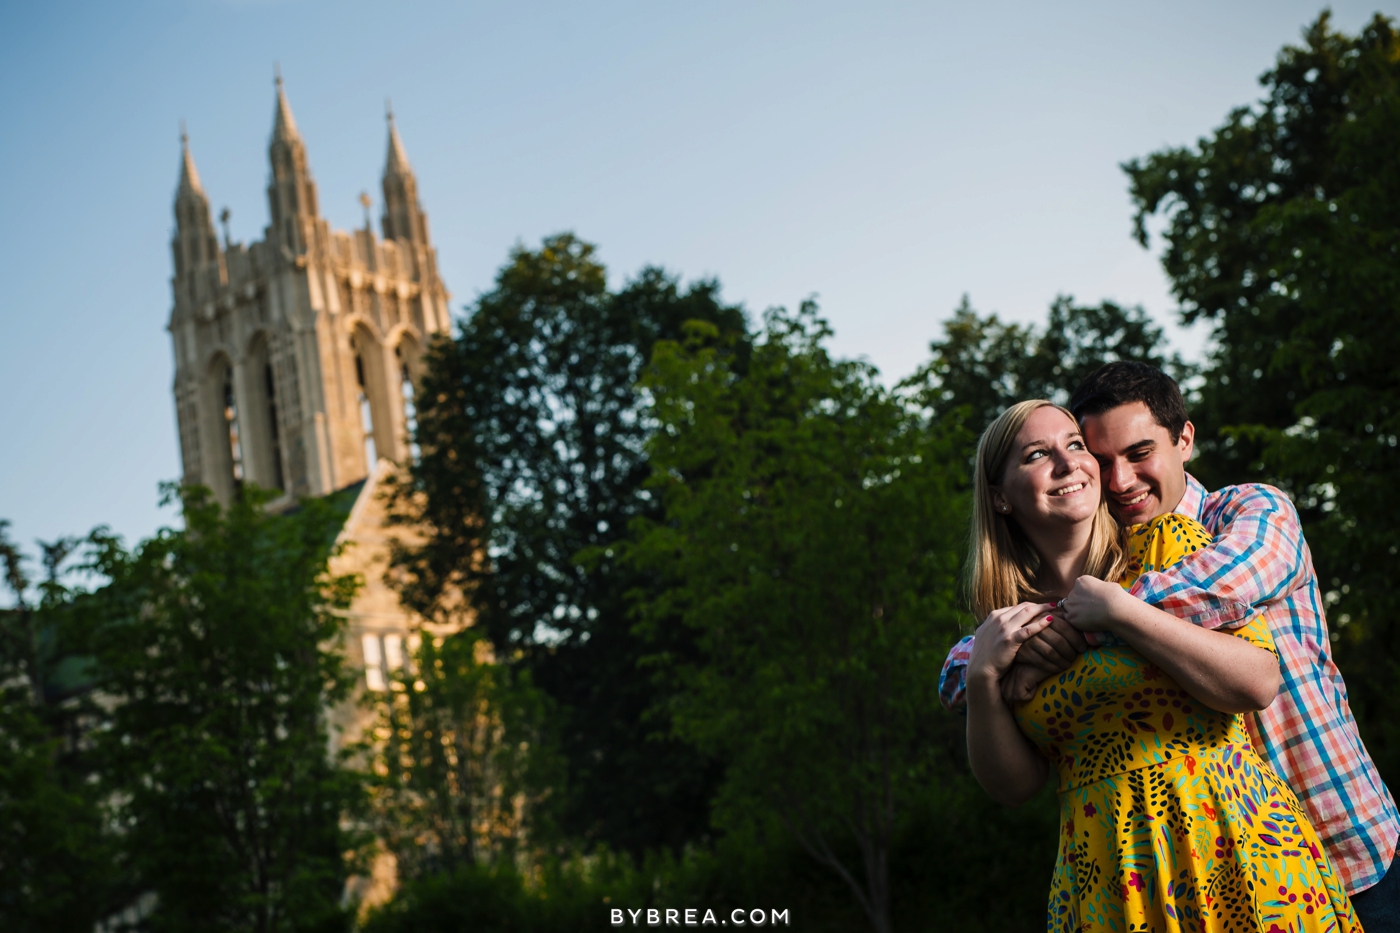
<box><xmin>938</xmin><ymin>636</ymin><xmax>974</xmax><ymax>714</ymax></box>
<box><xmin>1122</xmin><ymin>513</ymin><xmax>1215</xmax><ymax>585</ymax></box>
<box><xmin>1226</xmin><ymin>613</ymin><xmax>1277</xmax><ymax>656</ymax></box>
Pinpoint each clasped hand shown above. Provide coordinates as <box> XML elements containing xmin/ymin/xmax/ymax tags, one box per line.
<box><xmin>991</xmin><ymin>576</ymin><xmax>1132</xmax><ymax>705</ymax></box>
<box><xmin>1059</xmin><ymin>574</ymin><xmax>1130</xmax><ymax>634</ymax></box>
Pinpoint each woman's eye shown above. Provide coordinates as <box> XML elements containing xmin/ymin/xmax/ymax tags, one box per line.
<box><xmin>1026</xmin><ymin>450</ymin><xmax>1046</xmax><ymax>462</ymax></box>
<box><xmin>1068</xmin><ymin>440</ymin><xmax>1085</xmax><ymax>450</ymax></box>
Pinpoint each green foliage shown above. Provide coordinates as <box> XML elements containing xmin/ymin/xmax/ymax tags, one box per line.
<box><xmin>360</xmin><ymin>781</ymin><xmax>1058</xmax><ymax>933</ymax></box>
<box><xmin>367</xmin><ymin>626</ymin><xmax>563</xmax><ymax>879</ymax></box>
<box><xmin>0</xmin><ymin>522</ymin><xmax>122</xmax><ymax>932</ymax></box>
<box><xmin>1125</xmin><ymin>13</ymin><xmax>1400</xmax><ymax>776</ymax></box>
<box><xmin>360</xmin><ymin>849</ymin><xmax>720</xmax><ymax>933</ymax></box>
<box><xmin>388</xmin><ymin>233</ymin><xmax>747</xmax><ymax>852</ymax></box>
<box><xmin>74</xmin><ymin>484</ymin><xmax>366</xmax><ymax>933</ymax></box>
<box><xmin>626</xmin><ymin>304</ymin><xmax>974</xmax><ymax>933</ymax></box>
<box><xmin>906</xmin><ymin>294</ymin><xmax>1181</xmax><ymax>427</ymax></box>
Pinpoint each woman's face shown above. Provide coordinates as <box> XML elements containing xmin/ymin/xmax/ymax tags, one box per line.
<box><xmin>991</xmin><ymin>406</ymin><xmax>1101</xmax><ymax>532</ymax></box>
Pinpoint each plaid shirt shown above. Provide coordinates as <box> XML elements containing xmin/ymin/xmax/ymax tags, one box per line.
<box><xmin>939</xmin><ymin>474</ymin><xmax>1400</xmax><ymax>893</ymax></box>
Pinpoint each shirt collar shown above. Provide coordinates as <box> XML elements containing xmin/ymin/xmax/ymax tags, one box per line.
<box><xmin>1173</xmin><ymin>472</ymin><xmax>1208</xmax><ymax>522</ymax></box>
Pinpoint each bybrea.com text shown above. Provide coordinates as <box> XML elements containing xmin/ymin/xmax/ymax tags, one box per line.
<box><xmin>611</xmin><ymin>907</ymin><xmax>791</xmax><ymax>926</ymax></box>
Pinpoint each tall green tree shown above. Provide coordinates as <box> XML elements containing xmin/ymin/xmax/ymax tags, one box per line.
<box><xmin>388</xmin><ymin>234</ymin><xmax>748</xmax><ymax>852</ymax></box>
<box><xmin>76</xmin><ymin>485</ymin><xmax>364</xmax><ymax>933</ymax></box>
<box><xmin>626</xmin><ymin>305</ymin><xmax>972</xmax><ymax>933</ymax></box>
<box><xmin>0</xmin><ymin>523</ymin><xmax>122</xmax><ymax>932</ymax></box>
<box><xmin>367</xmin><ymin>627</ymin><xmax>562</xmax><ymax>880</ymax></box>
<box><xmin>905</xmin><ymin>294</ymin><xmax>1178</xmax><ymax>428</ymax></box>
<box><xmin>1124</xmin><ymin>13</ymin><xmax>1400</xmax><ymax>774</ymax></box>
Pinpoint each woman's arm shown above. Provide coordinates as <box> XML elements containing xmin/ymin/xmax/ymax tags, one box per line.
<box><xmin>1062</xmin><ymin>576</ymin><xmax>1280</xmax><ymax>713</ymax></box>
<box><xmin>965</xmin><ymin>602</ymin><xmax>1054</xmax><ymax>806</ymax></box>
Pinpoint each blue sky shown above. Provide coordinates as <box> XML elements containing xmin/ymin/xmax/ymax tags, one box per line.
<box><xmin>0</xmin><ymin>0</ymin><xmax>1392</xmax><ymax>558</ymax></box>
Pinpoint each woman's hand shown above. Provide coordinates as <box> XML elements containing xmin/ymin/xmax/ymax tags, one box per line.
<box><xmin>968</xmin><ymin>602</ymin><xmax>1057</xmax><ymax>689</ymax></box>
<box><xmin>1061</xmin><ymin>575</ymin><xmax>1132</xmax><ymax>633</ymax></box>
<box><xmin>966</xmin><ymin>602</ymin><xmax>1056</xmax><ymax>807</ymax></box>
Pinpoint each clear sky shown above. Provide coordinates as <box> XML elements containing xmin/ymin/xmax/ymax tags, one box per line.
<box><xmin>0</xmin><ymin>0</ymin><xmax>1392</xmax><ymax>558</ymax></box>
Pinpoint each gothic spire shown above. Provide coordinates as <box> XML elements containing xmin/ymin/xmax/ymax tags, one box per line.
<box><xmin>177</xmin><ymin>124</ymin><xmax>205</xmax><ymax>199</ymax></box>
<box><xmin>384</xmin><ymin>101</ymin><xmax>411</xmax><ymax>178</ymax></box>
<box><xmin>380</xmin><ymin>103</ymin><xmax>429</xmax><ymax>246</ymax></box>
<box><xmin>172</xmin><ymin>126</ymin><xmax>218</xmax><ymax>280</ymax></box>
<box><xmin>266</xmin><ymin>69</ymin><xmax>320</xmax><ymax>248</ymax></box>
<box><xmin>272</xmin><ymin>68</ymin><xmax>301</xmax><ymax>145</ymax></box>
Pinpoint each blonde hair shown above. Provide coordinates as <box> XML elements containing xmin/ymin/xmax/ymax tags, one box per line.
<box><xmin>966</xmin><ymin>399</ymin><xmax>1126</xmax><ymax>621</ymax></box>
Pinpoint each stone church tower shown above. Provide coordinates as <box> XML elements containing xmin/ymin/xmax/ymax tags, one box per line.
<box><xmin>168</xmin><ymin>76</ymin><xmax>450</xmax><ymax>508</ymax></box>
<box><xmin>167</xmin><ymin>80</ymin><xmax>457</xmax><ymax>766</ymax></box>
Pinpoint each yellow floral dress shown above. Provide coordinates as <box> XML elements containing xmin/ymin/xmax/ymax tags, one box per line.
<box><xmin>1015</xmin><ymin>514</ymin><xmax>1362</xmax><ymax>933</ymax></box>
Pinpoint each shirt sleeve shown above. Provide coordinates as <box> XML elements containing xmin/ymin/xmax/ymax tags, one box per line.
<box><xmin>939</xmin><ymin>636</ymin><xmax>974</xmax><ymax>713</ymax></box>
<box><xmin>1128</xmin><ymin>485</ymin><xmax>1310</xmax><ymax>630</ymax></box>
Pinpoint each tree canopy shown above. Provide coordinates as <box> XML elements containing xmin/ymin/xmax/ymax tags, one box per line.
<box><xmin>626</xmin><ymin>305</ymin><xmax>973</xmax><ymax>933</ymax></box>
<box><xmin>388</xmin><ymin>233</ymin><xmax>747</xmax><ymax>852</ymax></box>
<box><xmin>1125</xmin><ymin>11</ymin><xmax>1400</xmax><ymax>774</ymax></box>
<box><xmin>75</xmin><ymin>485</ymin><xmax>365</xmax><ymax>933</ymax></box>
<box><xmin>905</xmin><ymin>295</ymin><xmax>1180</xmax><ymax>429</ymax></box>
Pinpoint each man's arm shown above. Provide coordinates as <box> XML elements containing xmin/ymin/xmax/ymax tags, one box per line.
<box><xmin>1132</xmin><ymin>484</ymin><xmax>1310</xmax><ymax>629</ymax></box>
<box><xmin>1063</xmin><ymin>575</ymin><xmax>1280</xmax><ymax>713</ymax></box>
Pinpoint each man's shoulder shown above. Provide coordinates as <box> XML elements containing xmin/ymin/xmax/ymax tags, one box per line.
<box><xmin>1201</xmin><ymin>481</ymin><xmax>1302</xmax><ymax>527</ymax></box>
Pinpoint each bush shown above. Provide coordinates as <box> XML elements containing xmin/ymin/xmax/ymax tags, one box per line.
<box><xmin>361</xmin><ymin>770</ymin><xmax>1058</xmax><ymax>932</ymax></box>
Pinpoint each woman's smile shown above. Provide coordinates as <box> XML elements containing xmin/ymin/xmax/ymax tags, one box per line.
<box><xmin>1048</xmin><ymin>481</ymin><xmax>1087</xmax><ymax>497</ymax></box>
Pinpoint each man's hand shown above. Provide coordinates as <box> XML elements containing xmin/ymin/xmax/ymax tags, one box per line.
<box><xmin>1014</xmin><ymin>612</ymin><xmax>1089</xmax><ymax>673</ymax></box>
<box><xmin>1062</xmin><ymin>575</ymin><xmax>1132</xmax><ymax>633</ymax></box>
<box><xmin>1000</xmin><ymin>662</ymin><xmax>1054</xmax><ymax>705</ymax></box>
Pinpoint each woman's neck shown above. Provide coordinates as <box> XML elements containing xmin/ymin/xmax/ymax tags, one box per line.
<box><xmin>1024</xmin><ymin>518</ymin><xmax>1095</xmax><ymax>601</ymax></box>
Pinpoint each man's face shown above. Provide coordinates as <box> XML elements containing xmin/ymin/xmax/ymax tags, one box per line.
<box><xmin>1079</xmin><ymin>401</ymin><xmax>1194</xmax><ymax>525</ymax></box>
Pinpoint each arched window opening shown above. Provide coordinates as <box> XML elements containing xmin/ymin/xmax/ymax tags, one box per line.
<box><xmin>264</xmin><ymin>363</ymin><xmax>285</xmax><ymax>491</ymax></box>
<box><xmin>356</xmin><ymin>353</ymin><xmax>377</xmax><ymax>469</ymax></box>
<box><xmin>222</xmin><ymin>368</ymin><xmax>244</xmax><ymax>497</ymax></box>
<box><xmin>395</xmin><ymin>345</ymin><xmax>420</xmax><ymax>462</ymax></box>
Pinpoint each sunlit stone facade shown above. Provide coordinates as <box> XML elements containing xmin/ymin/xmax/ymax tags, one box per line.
<box><xmin>166</xmin><ymin>79</ymin><xmax>459</xmax><ymax>749</ymax></box>
<box><xmin>168</xmin><ymin>77</ymin><xmax>450</xmax><ymax>508</ymax></box>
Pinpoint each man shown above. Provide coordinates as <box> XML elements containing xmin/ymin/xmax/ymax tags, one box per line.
<box><xmin>940</xmin><ymin>361</ymin><xmax>1400</xmax><ymax>926</ymax></box>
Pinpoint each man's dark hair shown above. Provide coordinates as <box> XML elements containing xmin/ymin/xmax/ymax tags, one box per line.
<box><xmin>1069</xmin><ymin>361</ymin><xmax>1189</xmax><ymax>441</ymax></box>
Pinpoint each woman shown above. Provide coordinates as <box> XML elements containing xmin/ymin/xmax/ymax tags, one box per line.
<box><xmin>964</xmin><ymin>399</ymin><xmax>1360</xmax><ymax>932</ymax></box>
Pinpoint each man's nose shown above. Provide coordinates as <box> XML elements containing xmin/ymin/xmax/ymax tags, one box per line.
<box><xmin>1106</xmin><ymin>460</ymin><xmax>1134</xmax><ymax>492</ymax></box>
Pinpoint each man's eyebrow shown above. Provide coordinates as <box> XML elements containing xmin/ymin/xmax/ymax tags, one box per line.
<box><xmin>1123</xmin><ymin>439</ymin><xmax>1156</xmax><ymax>454</ymax></box>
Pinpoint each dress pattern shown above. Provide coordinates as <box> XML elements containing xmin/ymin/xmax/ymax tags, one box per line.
<box><xmin>1015</xmin><ymin>514</ymin><xmax>1362</xmax><ymax>932</ymax></box>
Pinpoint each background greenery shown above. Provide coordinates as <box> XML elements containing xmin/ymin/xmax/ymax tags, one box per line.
<box><xmin>1</xmin><ymin>11</ymin><xmax>1397</xmax><ymax>931</ymax></box>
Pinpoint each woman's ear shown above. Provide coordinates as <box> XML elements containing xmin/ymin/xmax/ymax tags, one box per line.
<box><xmin>990</xmin><ymin>488</ymin><xmax>1011</xmax><ymax>515</ymax></box>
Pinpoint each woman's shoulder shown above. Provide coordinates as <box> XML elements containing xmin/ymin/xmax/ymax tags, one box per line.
<box><xmin>1125</xmin><ymin>512</ymin><xmax>1213</xmax><ymax>576</ymax></box>
<box><xmin>1127</xmin><ymin>511</ymin><xmax>1211</xmax><ymax>543</ymax></box>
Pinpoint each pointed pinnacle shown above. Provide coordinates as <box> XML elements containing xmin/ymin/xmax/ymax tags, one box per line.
<box><xmin>272</xmin><ymin>68</ymin><xmax>300</xmax><ymax>143</ymax></box>
<box><xmin>178</xmin><ymin>127</ymin><xmax>205</xmax><ymax>197</ymax></box>
<box><xmin>384</xmin><ymin>109</ymin><xmax>411</xmax><ymax>177</ymax></box>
